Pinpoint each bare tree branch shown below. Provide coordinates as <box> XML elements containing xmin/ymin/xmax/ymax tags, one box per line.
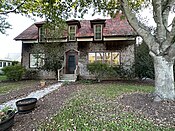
<box><xmin>121</xmin><ymin>0</ymin><xmax>159</xmax><ymax>55</ymax></box>
<box><xmin>152</xmin><ymin>0</ymin><xmax>167</xmax><ymax>43</ymax></box>
<box><xmin>0</xmin><ymin>1</ymin><xmax>25</xmax><ymax>15</ymax></box>
<box><xmin>166</xmin><ymin>16</ymin><xmax>175</xmax><ymax>44</ymax></box>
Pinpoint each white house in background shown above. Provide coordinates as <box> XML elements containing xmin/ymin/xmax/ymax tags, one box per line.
<box><xmin>0</xmin><ymin>59</ymin><xmax>13</xmax><ymax>74</ymax></box>
<box><xmin>0</xmin><ymin>53</ymin><xmax>21</xmax><ymax>74</ymax></box>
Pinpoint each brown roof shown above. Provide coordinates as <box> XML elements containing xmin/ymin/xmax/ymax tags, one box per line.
<box><xmin>15</xmin><ymin>14</ymin><xmax>136</xmax><ymax>41</ymax></box>
<box><xmin>14</xmin><ymin>24</ymin><xmax>38</xmax><ymax>40</ymax></box>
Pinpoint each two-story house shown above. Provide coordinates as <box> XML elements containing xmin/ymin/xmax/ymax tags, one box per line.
<box><xmin>15</xmin><ymin>14</ymin><xmax>137</xmax><ymax>81</ymax></box>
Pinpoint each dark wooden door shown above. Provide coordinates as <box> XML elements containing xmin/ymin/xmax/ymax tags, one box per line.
<box><xmin>68</xmin><ymin>55</ymin><xmax>76</xmax><ymax>74</ymax></box>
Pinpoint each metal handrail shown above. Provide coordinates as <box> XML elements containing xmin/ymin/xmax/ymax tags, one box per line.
<box><xmin>58</xmin><ymin>66</ymin><xmax>64</xmax><ymax>80</ymax></box>
<box><xmin>74</xmin><ymin>65</ymin><xmax>79</xmax><ymax>77</ymax></box>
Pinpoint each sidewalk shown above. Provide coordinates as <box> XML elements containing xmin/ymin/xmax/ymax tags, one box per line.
<box><xmin>0</xmin><ymin>82</ymin><xmax>62</xmax><ymax>110</ymax></box>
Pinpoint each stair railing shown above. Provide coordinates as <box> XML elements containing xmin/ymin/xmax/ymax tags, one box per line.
<box><xmin>58</xmin><ymin>66</ymin><xmax>64</xmax><ymax>81</ymax></box>
<box><xmin>74</xmin><ymin>65</ymin><xmax>79</xmax><ymax>80</ymax></box>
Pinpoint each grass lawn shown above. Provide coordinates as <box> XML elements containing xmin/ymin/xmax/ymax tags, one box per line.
<box><xmin>39</xmin><ymin>83</ymin><xmax>174</xmax><ymax>130</ymax></box>
<box><xmin>0</xmin><ymin>80</ymin><xmax>38</xmax><ymax>94</ymax></box>
<box><xmin>0</xmin><ymin>75</ymin><xmax>7</xmax><ymax>81</ymax></box>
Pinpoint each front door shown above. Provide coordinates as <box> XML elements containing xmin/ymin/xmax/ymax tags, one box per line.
<box><xmin>68</xmin><ymin>55</ymin><xmax>76</xmax><ymax>74</ymax></box>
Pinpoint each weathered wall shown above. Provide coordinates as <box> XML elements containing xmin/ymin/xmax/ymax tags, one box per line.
<box><xmin>78</xmin><ymin>42</ymin><xmax>106</xmax><ymax>78</ymax></box>
<box><xmin>78</xmin><ymin>41</ymin><xmax>135</xmax><ymax>79</ymax></box>
<box><xmin>22</xmin><ymin>43</ymin><xmax>56</xmax><ymax>79</ymax></box>
<box><xmin>22</xmin><ymin>40</ymin><xmax>135</xmax><ymax>80</ymax></box>
<box><xmin>120</xmin><ymin>44</ymin><xmax>135</xmax><ymax>68</ymax></box>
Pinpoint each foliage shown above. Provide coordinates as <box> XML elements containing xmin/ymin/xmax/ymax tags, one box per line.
<box><xmin>112</xmin><ymin>65</ymin><xmax>135</xmax><ymax>80</ymax></box>
<box><xmin>38</xmin><ymin>84</ymin><xmax>173</xmax><ymax>130</ymax></box>
<box><xmin>0</xmin><ymin>16</ymin><xmax>11</xmax><ymax>34</ymax></box>
<box><xmin>135</xmin><ymin>42</ymin><xmax>154</xmax><ymax>80</ymax></box>
<box><xmin>0</xmin><ymin>0</ymin><xmax>72</xmax><ymax>34</ymax></box>
<box><xmin>32</xmin><ymin>43</ymin><xmax>64</xmax><ymax>79</ymax></box>
<box><xmin>24</xmin><ymin>69</ymin><xmax>39</xmax><ymax>80</ymax></box>
<box><xmin>12</xmin><ymin>61</ymin><xmax>19</xmax><ymax>66</ymax></box>
<box><xmin>87</xmin><ymin>62</ymin><xmax>114</xmax><ymax>82</ymax></box>
<box><xmin>0</xmin><ymin>75</ymin><xmax>7</xmax><ymax>81</ymax></box>
<box><xmin>2</xmin><ymin>64</ymin><xmax>26</xmax><ymax>81</ymax></box>
<box><xmin>0</xmin><ymin>106</ymin><xmax>14</xmax><ymax>123</ymax></box>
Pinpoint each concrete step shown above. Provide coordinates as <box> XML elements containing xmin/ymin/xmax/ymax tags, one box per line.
<box><xmin>59</xmin><ymin>74</ymin><xmax>77</xmax><ymax>82</ymax></box>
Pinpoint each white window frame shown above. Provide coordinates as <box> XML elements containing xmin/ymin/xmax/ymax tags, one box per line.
<box><xmin>29</xmin><ymin>54</ymin><xmax>45</xmax><ymax>68</ymax></box>
<box><xmin>94</xmin><ymin>24</ymin><xmax>102</xmax><ymax>40</ymax></box>
<box><xmin>3</xmin><ymin>62</ymin><xmax>6</xmax><ymax>67</ymax></box>
<box><xmin>0</xmin><ymin>62</ymin><xmax>2</xmax><ymax>67</ymax></box>
<box><xmin>69</xmin><ymin>25</ymin><xmax>76</xmax><ymax>41</ymax></box>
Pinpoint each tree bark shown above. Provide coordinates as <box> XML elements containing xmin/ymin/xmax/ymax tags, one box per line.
<box><xmin>154</xmin><ymin>56</ymin><xmax>175</xmax><ymax>101</ymax></box>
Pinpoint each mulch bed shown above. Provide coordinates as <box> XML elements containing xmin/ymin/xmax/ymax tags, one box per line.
<box><xmin>119</xmin><ymin>93</ymin><xmax>175</xmax><ymax>127</ymax></box>
<box><xmin>0</xmin><ymin>80</ymin><xmax>172</xmax><ymax>130</ymax></box>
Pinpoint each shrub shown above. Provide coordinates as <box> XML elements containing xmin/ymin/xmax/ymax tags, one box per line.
<box><xmin>2</xmin><ymin>65</ymin><xmax>26</xmax><ymax>81</ymax></box>
<box><xmin>24</xmin><ymin>69</ymin><xmax>39</xmax><ymax>80</ymax></box>
<box><xmin>12</xmin><ymin>61</ymin><xmax>19</xmax><ymax>65</ymax></box>
<box><xmin>112</xmin><ymin>65</ymin><xmax>135</xmax><ymax>79</ymax></box>
<box><xmin>87</xmin><ymin>62</ymin><xmax>114</xmax><ymax>82</ymax></box>
<box><xmin>135</xmin><ymin>42</ymin><xmax>154</xmax><ymax>80</ymax></box>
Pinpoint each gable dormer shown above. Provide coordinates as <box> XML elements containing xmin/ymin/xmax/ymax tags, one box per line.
<box><xmin>35</xmin><ymin>21</ymin><xmax>46</xmax><ymax>42</ymax></box>
<box><xmin>90</xmin><ymin>19</ymin><xmax>106</xmax><ymax>41</ymax></box>
<box><xmin>66</xmin><ymin>20</ymin><xmax>81</xmax><ymax>41</ymax></box>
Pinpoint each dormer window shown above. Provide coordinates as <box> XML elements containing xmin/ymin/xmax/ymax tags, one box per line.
<box><xmin>69</xmin><ymin>25</ymin><xmax>76</xmax><ymax>41</ymax></box>
<box><xmin>90</xmin><ymin>19</ymin><xmax>105</xmax><ymax>41</ymax></box>
<box><xmin>94</xmin><ymin>24</ymin><xmax>102</xmax><ymax>40</ymax></box>
<box><xmin>39</xmin><ymin>26</ymin><xmax>45</xmax><ymax>42</ymax></box>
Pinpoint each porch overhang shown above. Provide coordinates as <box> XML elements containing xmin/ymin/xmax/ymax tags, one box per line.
<box><xmin>103</xmin><ymin>36</ymin><xmax>135</xmax><ymax>41</ymax></box>
<box><xmin>77</xmin><ymin>36</ymin><xmax>136</xmax><ymax>42</ymax></box>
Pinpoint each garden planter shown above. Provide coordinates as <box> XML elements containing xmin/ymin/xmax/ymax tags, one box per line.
<box><xmin>16</xmin><ymin>98</ymin><xmax>37</xmax><ymax>113</ymax></box>
<box><xmin>0</xmin><ymin>110</ymin><xmax>15</xmax><ymax>131</ymax></box>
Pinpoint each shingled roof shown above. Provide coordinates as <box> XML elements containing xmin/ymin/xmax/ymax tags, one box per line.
<box><xmin>14</xmin><ymin>24</ymin><xmax>38</xmax><ymax>40</ymax></box>
<box><xmin>14</xmin><ymin>14</ymin><xmax>136</xmax><ymax>41</ymax></box>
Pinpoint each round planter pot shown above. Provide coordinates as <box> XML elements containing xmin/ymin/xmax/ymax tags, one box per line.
<box><xmin>16</xmin><ymin>98</ymin><xmax>37</xmax><ymax>113</ymax></box>
<box><xmin>0</xmin><ymin>110</ymin><xmax>15</xmax><ymax>131</ymax></box>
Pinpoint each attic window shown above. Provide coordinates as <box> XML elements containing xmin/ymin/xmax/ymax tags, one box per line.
<box><xmin>69</xmin><ymin>25</ymin><xmax>76</xmax><ymax>41</ymax></box>
<box><xmin>39</xmin><ymin>26</ymin><xmax>45</xmax><ymax>42</ymax></box>
<box><xmin>94</xmin><ymin>25</ymin><xmax>102</xmax><ymax>40</ymax></box>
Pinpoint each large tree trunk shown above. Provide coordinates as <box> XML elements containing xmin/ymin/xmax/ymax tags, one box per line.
<box><xmin>154</xmin><ymin>56</ymin><xmax>175</xmax><ymax>101</ymax></box>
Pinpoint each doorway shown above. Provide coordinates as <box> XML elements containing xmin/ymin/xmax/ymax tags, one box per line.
<box><xmin>68</xmin><ymin>55</ymin><xmax>76</xmax><ymax>74</ymax></box>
